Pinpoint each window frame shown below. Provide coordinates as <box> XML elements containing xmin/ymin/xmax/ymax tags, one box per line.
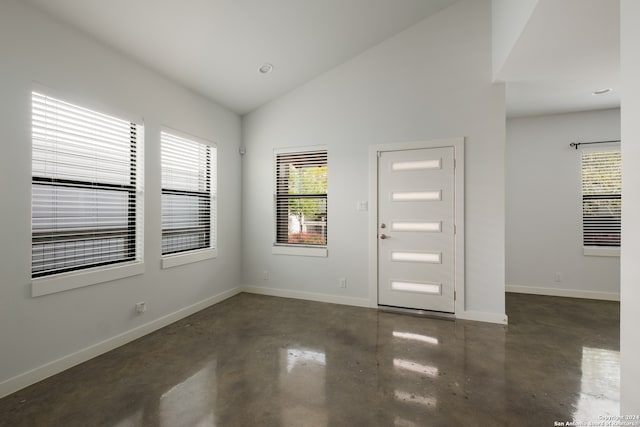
<box><xmin>160</xmin><ymin>129</ymin><xmax>217</xmax><ymax>269</ymax></box>
<box><xmin>30</xmin><ymin>89</ymin><xmax>145</xmax><ymax>297</ymax></box>
<box><xmin>272</xmin><ymin>146</ymin><xmax>328</xmax><ymax>258</ymax></box>
<box><xmin>581</xmin><ymin>145</ymin><xmax>621</xmax><ymax>257</ymax></box>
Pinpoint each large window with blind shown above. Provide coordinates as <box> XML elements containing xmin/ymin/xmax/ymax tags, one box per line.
<box><xmin>275</xmin><ymin>148</ymin><xmax>328</xmax><ymax>248</ymax></box>
<box><xmin>581</xmin><ymin>148</ymin><xmax>621</xmax><ymax>253</ymax></box>
<box><xmin>161</xmin><ymin>131</ymin><xmax>216</xmax><ymax>258</ymax></box>
<box><xmin>31</xmin><ymin>92</ymin><xmax>144</xmax><ymax>280</ymax></box>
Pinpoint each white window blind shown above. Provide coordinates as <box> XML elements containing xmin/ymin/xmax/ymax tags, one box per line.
<box><xmin>275</xmin><ymin>149</ymin><xmax>327</xmax><ymax>246</ymax></box>
<box><xmin>161</xmin><ymin>131</ymin><xmax>216</xmax><ymax>255</ymax></box>
<box><xmin>582</xmin><ymin>150</ymin><xmax>621</xmax><ymax>247</ymax></box>
<box><xmin>31</xmin><ymin>92</ymin><xmax>143</xmax><ymax>278</ymax></box>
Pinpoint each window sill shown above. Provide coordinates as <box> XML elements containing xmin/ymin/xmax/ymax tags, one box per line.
<box><xmin>584</xmin><ymin>247</ymin><xmax>620</xmax><ymax>257</ymax></box>
<box><xmin>32</xmin><ymin>261</ymin><xmax>145</xmax><ymax>297</ymax></box>
<box><xmin>272</xmin><ymin>245</ymin><xmax>328</xmax><ymax>257</ymax></box>
<box><xmin>162</xmin><ymin>248</ymin><xmax>217</xmax><ymax>269</ymax></box>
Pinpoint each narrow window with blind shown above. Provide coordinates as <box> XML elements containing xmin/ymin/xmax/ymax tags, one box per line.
<box><xmin>161</xmin><ymin>131</ymin><xmax>216</xmax><ymax>258</ymax></box>
<box><xmin>275</xmin><ymin>149</ymin><xmax>328</xmax><ymax>247</ymax></box>
<box><xmin>31</xmin><ymin>92</ymin><xmax>144</xmax><ymax>279</ymax></box>
<box><xmin>582</xmin><ymin>149</ymin><xmax>621</xmax><ymax>253</ymax></box>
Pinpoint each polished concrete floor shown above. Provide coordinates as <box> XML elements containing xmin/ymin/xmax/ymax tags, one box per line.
<box><xmin>0</xmin><ymin>293</ymin><xmax>620</xmax><ymax>427</ymax></box>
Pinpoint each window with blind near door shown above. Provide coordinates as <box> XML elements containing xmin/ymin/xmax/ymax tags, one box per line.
<box><xmin>275</xmin><ymin>149</ymin><xmax>327</xmax><ymax>246</ymax></box>
<box><xmin>582</xmin><ymin>149</ymin><xmax>621</xmax><ymax>248</ymax></box>
<box><xmin>31</xmin><ymin>92</ymin><xmax>143</xmax><ymax>278</ymax></box>
<box><xmin>161</xmin><ymin>132</ymin><xmax>216</xmax><ymax>256</ymax></box>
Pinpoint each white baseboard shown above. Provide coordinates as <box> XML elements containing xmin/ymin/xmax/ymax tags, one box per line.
<box><xmin>242</xmin><ymin>286</ymin><xmax>371</xmax><ymax>308</ymax></box>
<box><xmin>456</xmin><ymin>310</ymin><xmax>508</xmax><ymax>325</ymax></box>
<box><xmin>506</xmin><ymin>284</ymin><xmax>620</xmax><ymax>301</ymax></box>
<box><xmin>242</xmin><ymin>286</ymin><xmax>510</xmax><ymax>324</ymax></box>
<box><xmin>0</xmin><ymin>286</ymin><xmax>242</xmax><ymax>399</ymax></box>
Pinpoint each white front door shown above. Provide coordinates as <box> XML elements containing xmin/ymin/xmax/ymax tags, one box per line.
<box><xmin>377</xmin><ymin>146</ymin><xmax>456</xmax><ymax>313</ymax></box>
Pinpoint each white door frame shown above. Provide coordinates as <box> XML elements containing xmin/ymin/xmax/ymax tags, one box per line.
<box><xmin>368</xmin><ymin>137</ymin><xmax>465</xmax><ymax>315</ymax></box>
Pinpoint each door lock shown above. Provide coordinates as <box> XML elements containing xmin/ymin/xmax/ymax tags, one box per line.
<box><xmin>380</xmin><ymin>223</ymin><xmax>386</xmax><ymax>229</ymax></box>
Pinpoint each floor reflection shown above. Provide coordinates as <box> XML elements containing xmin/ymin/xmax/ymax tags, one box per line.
<box><xmin>159</xmin><ymin>361</ymin><xmax>217</xmax><ymax>427</ymax></box>
<box><xmin>573</xmin><ymin>347</ymin><xmax>620</xmax><ymax>421</ymax></box>
<box><xmin>0</xmin><ymin>293</ymin><xmax>620</xmax><ymax>427</ymax></box>
<box><xmin>279</xmin><ymin>347</ymin><xmax>327</xmax><ymax>427</ymax></box>
<box><xmin>285</xmin><ymin>348</ymin><xmax>326</xmax><ymax>373</ymax></box>
<box><xmin>393</xmin><ymin>358</ymin><xmax>438</xmax><ymax>377</ymax></box>
<box><xmin>394</xmin><ymin>390</ymin><xmax>437</xmax><ymax>407</ymax></box>
<box><xmin>392</xmin><ymin>331</ymin><xmax>439</xmax><ymax>345</ymax></box>
<box><xmin>376</xmin><ymin>312</ymin><xmax>461</xmax><ymax>425</ymax></box>
<box><xmin>112</xmin><ymin>409</ymin><xmax>144</xmax><ymax>427</ymax></box>
<box><xmin>394</xmin><ymin>415</ymin><xmax>421</xmax><ymax>427</ymax></box>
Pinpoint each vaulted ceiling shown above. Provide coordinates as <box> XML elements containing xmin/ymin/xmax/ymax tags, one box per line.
<box><xmin>25</xmin><ymin>0</ymin><xmax>620</xmax><ymax>117</ymax></box>
<box><xmin>25</xmin><ymin>0</ymin><xmax>457</xmax><ymax>114</ymax></box>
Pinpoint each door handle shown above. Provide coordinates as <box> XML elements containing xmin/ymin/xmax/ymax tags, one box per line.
<box><xmin>379</xmin><ymin>234</ymin><xmax>388</xmax><ymax>240</ymax></box>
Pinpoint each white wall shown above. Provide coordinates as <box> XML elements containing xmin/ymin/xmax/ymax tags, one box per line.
<box><xmin>620</xmin><ymin>0</ymin><xmax>640</xmax><ymax>414</ymax></box>
<box><xmin>0</xmin><ymin>0</ymin><xmax>242</xmax><ymax>396</ymax></box>
<box><xmin>506</xmin><ymin>109</ymin><xmax>621</xmax><ymax>299</ymax></box>
<box><xmin>241</xmin><ymin>0</ymin><xmax>506</xmax><ymax>322</ymax></box>
<box><xmin>491</xmin><ymin>0</ymin><xmax>539</xmax><ymax>79</ymax></box>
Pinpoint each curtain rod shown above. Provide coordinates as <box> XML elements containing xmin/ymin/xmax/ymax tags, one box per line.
<box><xmin>569</xmin><ymin>140</ymin><xmax>621</xmax><ymax>150</ymax></box>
